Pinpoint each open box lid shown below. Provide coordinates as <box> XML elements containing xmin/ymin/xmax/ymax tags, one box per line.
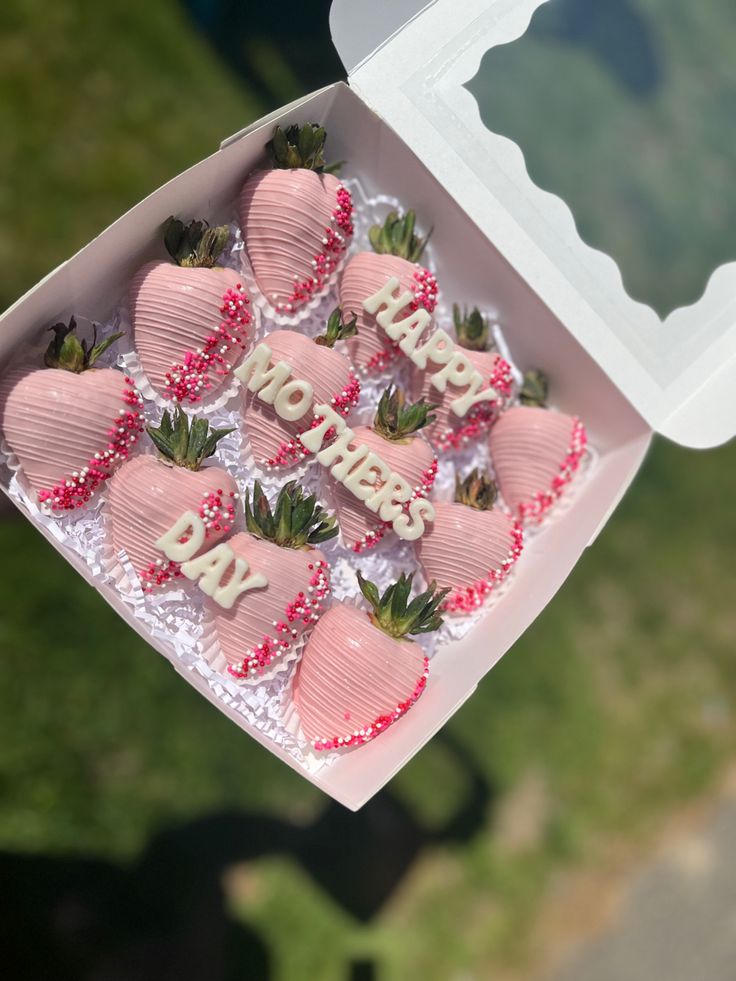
<box><xmin>331</xmin><ymin>0</ymin><xmax>736</xmax><ymax>449</ymax></box>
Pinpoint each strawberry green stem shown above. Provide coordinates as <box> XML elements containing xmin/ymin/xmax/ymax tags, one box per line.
<box><xmin>163</xmin><ymin>217</ymin><xmax>230</xmax><ymax>268</ymax></box>
<box><xmin>244</xmin><ymin>480</ymin><xmax>338</xmax><ymax>549</ymax></box>
<box><xmin>43</xmin><ymin>317</ymin><xmax>124</xmax><ymax>373</ymax></box>
<box><xmin>314</xmin><ymin>308</ymin><xmax>358</xmax><ymax>348</ymax></box>
<box><xmin>519</xmin><ymin>370</ymin><xmax>549</xmax><ymax>409</ymax></box>
<box><xmin>454</xmin><ymin>469</ymin><xmax>498</xmax><ymax>511</ymax></box>
<box><xmin>372</xmin><ymin>385</ymin><xmax>437</xmax><ymax>441</ymax></box>
<box><xmin>146</xmin><ymin>408</ymin><xmax>234</xmax><ymax>471</ymax></box>
<box><xmin>357</xmin><ymin>571</ymin><xmax>449</xmax><ymax>640</ymax></box>
<box><xmin>368</xmin><ymin>209</ymin><xmax>432</xmax><ymax>262</ymax></box>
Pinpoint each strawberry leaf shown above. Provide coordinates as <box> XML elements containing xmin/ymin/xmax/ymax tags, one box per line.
<box><xmin>358</xmin><ymin>571</ymin><xmax>448</xmax><ymax>639</ymax></box>
<box><xmin>373</xmin><ymin>385</ymin><xmax>437</xmax><ymax>440</ymax></box>
<box><xmin>146</xmin><ymin>409</ymin><xmax>232</xmax><ymax>470</ymax></box>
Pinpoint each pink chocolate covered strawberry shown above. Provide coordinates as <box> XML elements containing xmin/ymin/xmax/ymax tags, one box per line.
<box><xmin>293</xmin><ymin>572</ymin><xmax>449</xmax><ymax>751</ymax></box>
<box><xmin>416</xmin><ymin>469</ymin><xmax>523</xmax><ymax>614</ymax></box>
<box><xmin>411</xmin><ymin>305</ymin><xmax>513</xmax><ymax>451</ymax></box>
<box><xmin>329</xmin><ymin>386</ymin><xmax>438</xmax><ymax>553</ymax></box>
<box><xmin>210</xmin><ymin>480</ymin><xmax>337</xmax><ymax>680</ymax></box>
<box><xmin>239</xmin><ymin>123</ymin><xmax>354</xmax><ymax>314</ymax></box>
<box><xmin>0</xmin><ymin>318</ymin><xmax>144</xmax><ymax>511</ymax></box>
<box><xmin>108</xmin><ymin>408</ymin><xmax>238</xmax><ymax>591</ymax></box>
<box><xmin>489</xmin><ymin>371</ymin><xmax>587</xmax><ymax>523</ymax></box>
<box><xmin>243</xmin><ymin>308</ymin><xmax>360</xmax><ymax>469</ymax></box>
<box><xmin>340</xmin><ymin>209</ymin><xmax>437</xmax><ymax>374</ymax></box>
<box><xmin>129</xmin><ymin>218</ymin><xmax>253</xmax><ymax>404</ymax></box>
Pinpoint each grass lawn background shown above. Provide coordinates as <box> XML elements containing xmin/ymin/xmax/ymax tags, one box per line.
<box><xmin>1</xmin><ymin>0</ymin><xmax>735</xmax><ymax>978</ymax></box>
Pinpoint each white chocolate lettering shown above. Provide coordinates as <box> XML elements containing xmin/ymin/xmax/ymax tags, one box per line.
<box><xmin>274</xmin><ymin>378</ymin><xmax>314</xmax><ymax>421</ymax></box>
<box><xmin>384</xmin><ymin>307</ymin><xmax>432</xmax><ymax>357</ymax></box>
<box><xmin>155</xmin><ymin>514</ymin><xmax>268</xmax><ymax>609</ymax></box>
<box><xmin>154</xmin><ymin>510</ymin><xmax>206</xmax><ymax>563</ymax></box>
<box><xmin>181</xmin><ymin>543</ymin><xmax>234</xmax><ymax>592</ymax></box>
<box><xmin>316</xmin><ymin>427</ymin><xmax>370</xmax><ymax>481</ymax></box>
<box><xmin>363</xmin><ymin>276</ymin><xmax>413</xmax><ymax>322</ymax></box>
<box><xmin>430</xmin><ymin>351</ymin><xmax>476</xmax><ymax>394</ymax></box>
<box><xmin>234</xmin><ymin>343</ymin><xmax>293</xmax><ymax>404</ymax></box>
<box><xmin>232</xmin><ymin>327</ymin><xmax>441</xmax><ymax>542</ymax></box>
<box><xmin>181</xmin><ymin>542</ymin><xmax>268</xmax><ymax>607</ymax></box>
<box><xmin>298</xmin><ymin>404</ymin><xmax>347</xmax><ymax>454</ymax></box>
<box><xmin>342</xmin><ymin>452</ymin><xmax>393</xmax><ymax>501</ymax></box>
<box><xmin>392</xmin><ymin>497</ymin><xmax>435</xmax><ymax>541</ymax></box>
<box><xmin>412</xmin><ymin>329</ymin><xmax>454</xmax><ymax>370</ymax></box>
<box><xmin>450</xmin><ymin>372</ymin><xmax>499</xmax><ymax>417</ymax></box>
<box><xmin>211</xmin><ymin>557</ymin><xmax>268</xmax><ymax>608</ymax></box>
<box><xmin>365</xmin><ymin>474</ymin><xmax>413</xmax><ymax>523</ymax></box>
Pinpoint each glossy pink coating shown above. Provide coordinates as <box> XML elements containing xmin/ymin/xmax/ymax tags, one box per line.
<box><xmin>108</xmin><ymin>456</ymin><xmax>238</xmax><ymax>589</ymax></box>
<box><xmin>328</xmin><ymin>425</ymin><xmax>436</xmax><ymax>550</ymax></box>
<box><xmin>293</xmin><ymin>603</ymin><xmax>428</xmax><ymax>748</ymax></box>
<box><xmin>209</xmin><ymin>533</ymin><xmax>327</xmax><ymax>676</ymax></box>
<box><xmin>243</xmin><ymin>330</ymin><xmax>358</xmax><ymax>468</ymax></box>
<box><xmin>129</xmin><ymin>261</ymin><xmax>251</xmax><ymax>401</ymax></box>
<box><xmin>416</xmin><ymin>502</ymin><xmax>519</xmax><ymax>590</ymax></box>
<box><xmin>0</xmin><ymin>366</ymin><xmax>141</xmax><ymax>506</ymax></box>
<box><xmin>240</xmin><ymin>169</ymin><xmax>350</xmax><ymax>312</ymax></box>
<box><xmin>489</xmin><ymin>406</ymin><xmax>587</xmax><ymax>521</ymax></box>
<box><xmin>339</xmin><ymin>252</ymin><xmax>436</xmax><ymax>373</ymax></box>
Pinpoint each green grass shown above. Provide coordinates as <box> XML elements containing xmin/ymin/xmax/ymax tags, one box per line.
<box><xmin>2</xmin><ymin>1</ymin><xmax>736</xmax><ymax>978</ymax></box>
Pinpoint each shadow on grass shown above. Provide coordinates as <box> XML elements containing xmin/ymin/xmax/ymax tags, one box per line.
<box><xmin>0</xmin><ymin>732</ymin><xmax>493</xmax><ymax>980</ymax></box>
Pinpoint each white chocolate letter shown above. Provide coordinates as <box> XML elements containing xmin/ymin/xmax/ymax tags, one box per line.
<box><xmin>212</xmin><ymin>558</ymin><xmax>268</xmax><ymax>609</ymax></box>
<box><xmin>298</xmin><ymin>404</ymin><xmax>347</xmax><ymax>454</ymax></box>
<box><xmin>234</xmin><ymin>343</ymin><xmax>292</xmax><ymax>403</ymax></box>
<box><xmin>384</xmin><ymin>308</ymin><xmax>432</xmax><ymax>357</ymax></box>
<box><xmin>155</xmin><ymin>510</ymin><xmax>206</xmax><ymax>563</ymax></box>
<box><xmin>316</xmin><ymin>427</ymin><xmax>369</xmax><ymax>481</ymax></box>
<box><xmin>342</xmin><ymin>452</ymin><xmax>393</xmax><ymax>502</ymax></box>
<box><xmin>412</xmin><ymin>329</ymin><xmax>454</xmax><ymax>370</ymax></box>
<box><xmin>392</xmin><ymin>498</ymin><xmax>435</xmax><ymax>541</ymax></box>
<box><xmin>181</xmin><ymin>543</ymin><xmax>235</xmax><ymax>593</ymax></box>
<box><xmin>274</xmin><ymin>379</ymin><xmax>314</xmax><ymax>421</ymax></box>
<box><xmin>430</xmin><ymin>351</ymin><xmax>476</xmax><ymax>394</ymax></box>
<box><xmin>365</xmin><ymin>473</ymin><xmax>412</xmax><ymax>523</ymax></box>
<box><xmin>449</xmin><ymin>373</ymin><xmax>499</xmax><ymax>417</ymax></box>
<box><xmin>363</xmin><ymin>276</ymin><xmax>413</xmax><ymax>325</ymax></box>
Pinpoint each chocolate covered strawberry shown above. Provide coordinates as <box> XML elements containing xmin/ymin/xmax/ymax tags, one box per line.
<box><xmin>243</xmin><ymin>308</ymin><xmax>360</xmax><ymax>469</ymax></box>
<box><xmin>239</xmin><ymin>123</ymin><xmax>354</xmax><ymax>314</ymax></box>
<box><xmin>489</xmin><ymin>371</ymin><xmax>587</xmax><ymax>522</ymax></box>
<box><xmin>339</xmin><ymin>209</ymin><xmax>437</xmax><ymax>374</ymax></box>
<box><xmin>0</xmin><ymin>318</ymin><xmax>144</xmax><ymax>511</ymax></box>
<box><xmin>210</xmin><ymin>480</ymin><xmax>337</xmax><ymax>680</ymax></box>
<box><xmin>108</xmin><ymin>408</ymin><xmax>238</xmax><ymax>591</ymax></box>
<box><xmin>129</xmin><ymin>217</ymin><xmax>254</xmax><ymax>404</ymax></box>
<box><xmin>411</xmin><ymin>305</ymin><xmax>513</xmax><ymax>451</ymax></box>
<box><xmin>293</xmin><ymin>572</ymin><xmax>449</xmax><ymax>751</ymax></box>
<box><xmin>416</xmin><ymin>469</ymin><xmax>523</xmax><ymax>614</ymax></box>
<box><xmin>329</xmin><ymin>386</ymin><xmax>438</xmax><ymax>553</ymax></box>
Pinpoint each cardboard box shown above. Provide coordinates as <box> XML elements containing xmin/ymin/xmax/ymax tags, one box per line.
<box><xmin>2</xmin><ymin>0</ymin><xmax>728</xmax><ymax>809</ymax></box>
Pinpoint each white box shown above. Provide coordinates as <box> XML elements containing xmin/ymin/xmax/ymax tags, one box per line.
<box><xmin>1</xmin><ymin>0</ymin><xmax>728</xmax><ymax>809</ymax></box>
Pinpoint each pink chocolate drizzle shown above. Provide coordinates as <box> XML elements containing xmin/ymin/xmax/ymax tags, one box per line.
<box><xmin>293</xmin><ymin>603</ymin><xmax>429</xmax><ymax>751</ymax></box>
<box><xmin>489</xmin><ymin>407</ymin><xmax>588</xmax><ymax>522</ymax></box>
<box><xmin>341</xmin><ymin>254</ymin><xmax>438</xmax><ymax>374</ymax></box>
<box><xmin>108</xmin><ymin>456</ymin><xmax>239</xmax><ymax>590</ymax></box>
<box><xmin>413</xmin><ymin>350</ymin><xmax>513</xmax><ymax>451</ymax></box>
<box><xmin>0</xmin><ymin>367</ymin><xmax>145</xmax><ymax>511</ymax></box>
<box><xmin>164</xmin><ymin>284</ymin><xmax>253</xmax><ymax>404</ymax></box>
<box><xmin>240</xmin><ymin>171</ymin><xmax>353</xmax><ymax>313</ymax></box>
